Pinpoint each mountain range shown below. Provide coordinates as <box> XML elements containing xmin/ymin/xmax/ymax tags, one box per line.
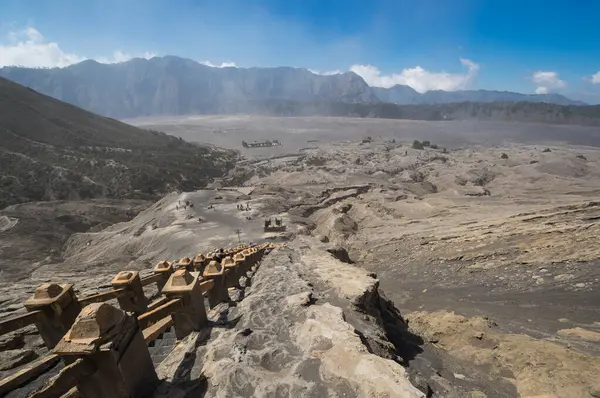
<box><xmin>0</xmin><ymin>56</ymin><xmax>376</xmax><ymax>118</ymax></box>
<box><xmin>371</xmin><ymin>85</ymin><xmax>586</xmax><ymax>106</ymax></box>
<box><xmin>0</xmin><ymin>56</ymin><xmax>585</xmax><ymax>118</ymax></box>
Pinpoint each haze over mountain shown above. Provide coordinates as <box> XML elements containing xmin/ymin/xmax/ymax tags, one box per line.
<box><xmin>0</xmin><ymin>56</ymin><xmax>378</xmax><ymax>118</ymax></box>
<box><xmin>0</xmin><ymin>56</ymin><xmax>585</xmax><ymax>119</ymax></box>
<box><xmin>0</xmin><ymin>76</ymin><xmax>237</xmax><ymax>209</ymax></box>
<box><xmin>372</xmin><ymin>85</ymin><xmax>586</xmax><ymax>106</ymax></box>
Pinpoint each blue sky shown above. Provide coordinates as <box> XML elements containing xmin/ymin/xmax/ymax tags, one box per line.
<box><xmin>1</xmin><ymin>0</ymin><xmax>599</xmax><ymax>102</ymax></box>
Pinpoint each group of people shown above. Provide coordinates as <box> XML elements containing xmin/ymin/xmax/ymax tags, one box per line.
<box><xmin>176</xmin><ymin>200</ymin><xmax>194</xmax><ymax>211</ymax></box>
<box><xmin>210</xmin><ymin>242</ymin><xmax>255</xmax><ymax>263</ymax></box>
<box><xmin>237</xmin><ymin>203</ymin><xmax>251</xmax><ymax>211</ymax></box>
<box><xmin>211</xmin><ymin>248</ymin><xmax>226</xmax><ymax>263</ymax></box>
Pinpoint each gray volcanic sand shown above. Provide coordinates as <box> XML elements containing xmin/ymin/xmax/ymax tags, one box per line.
<box><xmin>1</xmin><ymin>191</ymin><xmax>434</xmax><ymax>397</ymax></box>
<box><xmin>127</xmin><ymin>115</ymin><xmax>600</xmax><ymax>156</ymax></box>
<box><xmin>125</xmin><ymin>115</ymin><xmax>600</xmax><ymax>397</ymax></box>
<box><xmin>0</xmin><ymin>189</ymin><xmax>278</xmax><ymax>319</ymax></box>
<box><xmin>3</xmin><ymin>116</ymin><xmax>600</xmax><ymax>397</ymax></box>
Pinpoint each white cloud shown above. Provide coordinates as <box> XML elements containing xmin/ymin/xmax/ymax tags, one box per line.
<box><xmin>0</xmin><ymin>26</ymin><xmax>155</xmax><ymax>68</ymax></box>
<box><xmin>199</xmin><ymin>60</ymin><xmax>237</xmax><ymax>68</ymax></box>
<box><xmin>308</xmin><ymin>68</ymin><xmax>342</xmax><ymax>76</ymax></box>
<box><xmin>591</xmin><ymin>71</ymin><xmax>600</xmax><ymax>84</ymax></box>
<box><xmin>532</xmin><ymin>71</ymin><xmax>566</xmax><ymax>94</ymax></box>
<box><xmin>96</xmin><ymin>50</ymin><xmax>157</xmax><ymax>64</ymax></box>
<box><xmin>349</xmin><ymin>58</ymin><xmax>479</xmax><ymax>93</ymax></box>
<box><xmin>0</xmin><ymin>27</ymin><xmax>84</xmax><ymax>67</ymax></box>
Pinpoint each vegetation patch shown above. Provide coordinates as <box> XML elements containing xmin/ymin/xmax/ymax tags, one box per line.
<box><xmin>0</xmin><ymin>78</ymin><xmax>239</xmax><ymax>209</ymax></box>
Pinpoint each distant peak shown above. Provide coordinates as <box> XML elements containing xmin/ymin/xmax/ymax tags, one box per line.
<box><xmin>75</xmin><ymin>59</ymin><xmax>101</xmax><ymax>66</ymax></box>
<box><xmin>68</xmin><ymin>59</ymin><xmax>104</xmax><ymax>69</ymax></box>
<box><xmin>156</xmin><ymin>55</ymin><xmax>189</xmax><ymax>62</ymax></box>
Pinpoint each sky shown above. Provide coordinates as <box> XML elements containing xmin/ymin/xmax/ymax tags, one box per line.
<box><xmin>1</xmin><ymin>0</ymin><xmax>599</xmax><ymax>103</ymax></box>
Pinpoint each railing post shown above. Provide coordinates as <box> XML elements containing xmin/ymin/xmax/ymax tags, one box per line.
<box><xmin>53</xmin><ymin>303</ymin><xmax>158</xmax><ymax>398</ymax></box>
<box><xmin>251</xmin><ymin>247</ymin><xmax>261</xmax><ymax>269</ymax></box>
<box><xmin>111</xmin><ymin>271</ymin><xmax>148</xmax><ymax>315</ymax></box>
<box><xmin>222</xmin><ymin>256</ymin><xmax>241</xmax><ymax>289</ymax></box>
<box><xmin>253</xmin><ymin>247</ymin><xmax>261</xmax><ymax>263</ymax></box>
<box><xmin>202</xmin><ymin>261</ymin><xmax>229</xmax><ymax>308</ymax></box>
<box><xmin>264</xmin><ymin>243</ymin><xmax>274</xmax><ymax>255</ymax></box>
<box><xmin>242</xmin><ymin>249</ymin><xmax>255</xmax><ymax>270</ymax></box>
<box><xmin>192</xmin><ymin>254</ymin><xmax>207</xmax><ymax>273</ymax></box>
<box><xmin>152</xmin><ymin>261</ymin><xmax>174</xmax><ymax>291</ymax></box>
<box><xmin>245</xmin><ymin>248</ymin><xmax>254</xmax><ymax>265</ymax></box>
<box><xmin>161</xmin><ymin>269</ymin><xmax>212</xmax><ymax>340</ymax></box>
<box><xmin>233</xmin><ymin>252</ymin><xmax>249</xmax><ymax>287</ymax></box>
<box><xmin>24</xmin><ymin>283</ymin><xmax>81</xmax><ymax>349</ymax></box>
<box><xmin>205</xmin><ymin>252</ymin><xmax>214</xmax><ymax>265</ymax></box>
<box><xmin>175</xmin><ymin>257</ymin><xmax>192</xmax><ymax>271</ymax></box>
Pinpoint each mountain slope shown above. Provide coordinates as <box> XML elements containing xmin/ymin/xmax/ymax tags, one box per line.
<box><xmin>0</xmin><ymin>56</ymin><xmax>378</xmax><ymax>118</ymax></box>
<box><xmin>0</xmin><ymin>77</ymin><xmax>238</xmax><ymax>209</ymax></box>
<box><xmin>371</xmin><ymin>85</ymin><xmax>421</xmax><ymax>104</ymax></box>
<box><xmin>373</xmin><ymin>85</ymin><xmax>585</xmax><ymax>106</ymax></box>
<box><xmin>420</xmin><ymin>89</ymin><xmax>586</xmax><ymax>106</ymax></box>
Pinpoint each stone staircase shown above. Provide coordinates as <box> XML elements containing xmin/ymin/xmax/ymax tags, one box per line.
<box><xmin>5</xmin><ymin>361</ymin><xmax>62</xmax><ymax>398</ymax></box>
<box><xmin>148</xmin><ymin>327</ymin><xmax>178</xmax><ymax>367</ymax></box>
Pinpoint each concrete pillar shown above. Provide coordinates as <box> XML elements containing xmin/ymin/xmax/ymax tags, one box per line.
<box><xmin>111</xmin><ymin>271</ymin><xmax>148</xmax><ymax>315</ymax></box>
<box><xmin>242</xmin><ymin>247</ymin><xmax>254</xmax><ymax>268</ymax></box>
<box><xmin>252</xmin><ymin>248</ymin><xmax>259</xmax><ymax>265</ymax></box>
<box><xmin>203</xmin><ymin>261</ymin><xmax>228</xmax><ymax>308</ymax></box>
<box><xmin>175</xmin><ymin>257</ymin><xmax>192</xmax><ymax>271</ymax></box>
<box><xmin>153</xmin><ymin>261</ymin><xmax>174</xmax><ymax>291</ymax></box>
<box><xmin>264</xmin><ymin>243</ymin><xmax>274</xmax><ymax>255</ymax></box>
<box><xmin>53</xmin><ymin>303</ymin><xmax>158</xmax><ymax>398</ymax></box>
<box><xmin>192</xmin><ymin>254</ymin><xmax>207</xmax><ymax>273</ymax></box>
<box><xmin>233</xmin><ymin>252</ymin><xmax>250</xmax><ymax>287</ymax></box>
<box><xmin>255</xmin><ymin>247</ymin><xmax>263</xmax><ymax>262</ymax></box>
<box><xmin>242</xmin><ymin>249</ymin><xmax>254</xmax><ymax>270</ymax></box>
<box><xmin>233</xmin><ymin>252</ymin><xmax>247</xmax><ymax>275</ymax></box>
<box><xmin>222</xmin><ymin>256</ymin><xmax>240</xmax><ymax>289</ymax></box>
<box><xmin>162</xmin><ymin>269</ymin><xmax>211</xmax><ymax>340</ymax></box>
<box><xmin>251</xmin><ymin>248</ymin><xmax>259</xmax><ymax>272</ymax></box>
<box><xmin>206</xmin><ymin>252</ymin><xmax>215</xmax><ymax>263</ymax></box>
<box><xmin>24</xmin><ymin>283</ymin><xmax>82</xmax><ymax>349</ymax></box>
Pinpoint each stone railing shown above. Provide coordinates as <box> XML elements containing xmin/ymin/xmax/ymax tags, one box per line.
<box><xmin>0</xmin><ymin>243</ymin><xmax>275</xmax><ymax>397</ymax></box>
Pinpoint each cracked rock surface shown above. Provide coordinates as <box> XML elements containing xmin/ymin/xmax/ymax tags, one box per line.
<box><xmin>158</xmin><ymin>246</ymin><xmax>426</xmax><ymax>397</ymax></box>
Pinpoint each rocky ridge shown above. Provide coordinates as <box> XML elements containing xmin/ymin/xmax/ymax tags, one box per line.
<box><xmin>193</xmin><ymin>244</ymin><xmax>425</xmax><ymax>397</ymax></box>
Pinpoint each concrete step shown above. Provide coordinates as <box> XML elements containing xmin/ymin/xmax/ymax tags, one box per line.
<box><xmin>148</xmin><ymin>327</ymin><xmax>178</xmax><ymax>367</ymax></box>
<box><xmin>4</xmin><ymin>358</ymin><xmax>63</xmax><ymax>398</ymax></box>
